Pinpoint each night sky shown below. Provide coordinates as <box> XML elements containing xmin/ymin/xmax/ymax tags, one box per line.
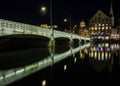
<box><xmin>0</xmin><ymin>0</ymin><xmax>120</xmax><ymax>27</ymax></box>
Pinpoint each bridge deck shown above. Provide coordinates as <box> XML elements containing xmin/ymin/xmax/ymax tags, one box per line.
<box><xmin>0</xmin><ymin>19</ymin><xmax>90</xmax><ymax>41</ymax></box>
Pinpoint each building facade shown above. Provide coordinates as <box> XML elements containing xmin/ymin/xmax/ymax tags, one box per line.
<box><xmin>79</xmin><ymin>20</ymin><xmax>90</xmax><ymax>37</ymax></box>
<box><xmin>89</xmin><ymin>10</ymin><xmax>113</xmax><ymax>40</ymax></box>
<box><xmin>110</xmin><ymin>28</ymin><xmax>119</xmax><ymax>40</ymax></box>
<box><xmin>89</xmin><ymin>0</ymin><xmax>114</xmax><ymax>40</ymax></box>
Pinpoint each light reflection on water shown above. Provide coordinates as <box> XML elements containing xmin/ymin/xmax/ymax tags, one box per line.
<box><xmin>0</xmin><ymin>42</ymin><xmax>120</xmax><ymax>86</ymax></box>
<box><xmin>0</xmin><ymin>43</ymin><xmax>90</xmax><ymax>86</ymax></box>
<box><xmin>80</xmin><ymin>43</ymin><xmax>120</xmax><ymax>74</ymax></box>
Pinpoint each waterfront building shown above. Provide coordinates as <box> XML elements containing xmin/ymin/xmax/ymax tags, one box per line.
<box><xmin>89</xmin><ymin>0</ymin><xmax>114</xmax><ymax>40</ymax></box>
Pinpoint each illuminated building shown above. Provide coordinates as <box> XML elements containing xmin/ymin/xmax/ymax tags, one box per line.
<box><xmin>110</xmin><ymin>28</ymin><xmax>119</xmax><ymax>40</ymax></box>
<box><xmin>79</xmin><ymin>20</ymin><xmax>90</xmax><ymax>37</ymax></box>
<box><xmin>40</xmin><ymin>24</ymin><xmax>58</xmax><ymax>29</ymax></box>
<box><xmin>89</xmin><ymin>0</ymin><xmax>114</xmax><ymax>40</ymax></box>
<box><xmin>80</xmin><ymin>20</ymin><xmax>86</xmax><ymax>28</ymax></box>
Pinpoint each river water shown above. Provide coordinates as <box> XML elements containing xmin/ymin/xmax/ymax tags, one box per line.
<box><xmin>0</xmin><ymin>41</ymin><xmax>120</xmax><ymax>86</ymax></box>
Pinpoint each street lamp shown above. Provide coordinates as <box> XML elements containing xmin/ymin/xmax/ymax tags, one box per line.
<box><xmin>40</xmin><ymin>6</ymin><xmax>47</xmax><ymax>15</ymax></box>
<box><xmin>64</xmin><ymin>18</ymin><xmax>68</xmax><ymax>22</ymax></box>
<box><xmin>41</xmin><ymin>6</ymin><xmax>46</xmax><ymax>12</ymax></box>
<box><xmin>64</xmin><ymin>15</ymin><xmax>72</xmax><ymax>32</ymax></box>
<box><xmin>49</xmin><ymin>1</ymin><xmax>54</xmax><ymax>86</ymax></box>
<box><xmin>40</xmin><ymin>0</ymin><xmax>54</xmax><ymax>41</ymax></box>
<box><xmin>63</xmin><ymin>18</ymin><xmax>68</xmax><ymax>31</ymax></box>
<box><xmin>50</xmin><ymin>0</ymin><xmax>53</xmax><ymax>40</ymax></box>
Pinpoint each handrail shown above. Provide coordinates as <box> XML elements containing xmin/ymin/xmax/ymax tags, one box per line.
<box><xmin>0</xmin><ymin>19</ymin><xmax>90</xmax><ymax>41</ymax></box>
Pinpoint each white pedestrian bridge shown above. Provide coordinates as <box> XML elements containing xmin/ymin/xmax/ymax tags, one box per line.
<box><xmin>0</xmin><ymin>19</ymin><xmax>90</xmax><ymax>42</ymax></box>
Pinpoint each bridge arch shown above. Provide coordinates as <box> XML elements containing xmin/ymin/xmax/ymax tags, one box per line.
<box><xmin>0</xmin><ymin>19</ymin><xmax>90</xmax><ymax>46</ymax></box>
<box><xmin>0</xmin><ymin>34</ymin><xmax>50</xmax><ymax>48</ymax></box>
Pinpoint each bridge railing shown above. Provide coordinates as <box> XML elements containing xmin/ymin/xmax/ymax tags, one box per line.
<box><xmin>0</xmin><ymin>19</ymin><xmax>52</xmax><ymax>37</ymax></box>
<box><xmin>54</xmin><ymin>30</ymin><xmax>71</xmax><ymax>38</ymax></box>
<box><xmin>0</xmin><ymin>19</ymin><xmax>90</xmax><ymax>41</ymax></box>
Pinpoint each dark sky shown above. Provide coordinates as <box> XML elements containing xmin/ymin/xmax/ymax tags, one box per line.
<box><xmin>0</xmin><ymin>0</ymin><xmax>120</xmax><ymax>27</ymax></box>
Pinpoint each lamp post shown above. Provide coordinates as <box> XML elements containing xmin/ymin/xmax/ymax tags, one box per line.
<box><xmin>63</xmin><ymin>15</ymin><xmax>72</xmax><ymax>32</ymax></box>
<box><xmin>69</xmin><ymin>15</ymin><xmax>72</xmax><ymax>33</ymax></box>
<box><xmin>49</xmin><ymin>1</ymin><xmax>54</xmax><ymax>86</ymax></box>
<box><xmin>40</xmin><ymin>0</ymin><xmax>53</xmax><ymax>39</ymax></box>
<box><xmin>63</xmin><ymin>18</ymin><xmax>68</xmax><ymax>31</ymax></box>
<box><xmin>39</xmin><ymin>0</ymin><xmax>54</xmax><ymax>48</ymax></box>
<box><xmin>69</xmin><ymin>15</ymin><xmax>73</xmax><ymax>43</ymax></box>
<box><xmin>50</xmin><ymin>0</ymin><xmax>54</xmax><ymax>40</ymax></box>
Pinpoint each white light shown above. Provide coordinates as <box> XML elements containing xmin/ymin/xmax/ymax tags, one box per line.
<box><xmin>0</xmin><ymin>76</ymin><xmax>4</xmax><ymax>80</ymax></box>
<box><xmin>5</xmin><ymin>72</ymin><xmax>15</xmax><ymax>78</ymax></box>
<box><xmin>105</xmin><ymin>43</ymin><xmax>109</xmax><ymax>47</ymax></box>
<box><xmin>41</xmin><ymin>6</ymin><xmax>46</xmax><ymax>12</ymax></box>
<box><xmin>16</xmin><ymin>69</ymin><xmax>24</xmax><ymax>74</ymax></box>
<box><xmin>42</xmin><ymin>80</ymin><xmax>46</xmax><ymax>86</ymax></box>
<box><xmin>38</xmin><ymin>61</ymin><xmax>43</xmax><ymax>66</ymax></box>
<box><xmin>64</xmin><ymin>65</ymin><xmax>67</xmax><ymax>71</ymax></box>
<box><xmin>74</xmin><ymin>57</ymin><xmax>77</xmax><ymax>63</ymax></box>
<box><xmin>64</xmin><ymin>18</ymin><xmax>67</xmax><ymax>22</ymax></box>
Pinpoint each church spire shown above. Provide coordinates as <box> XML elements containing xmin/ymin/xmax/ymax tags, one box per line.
<box><xmin>110</xmin><ymin>0</ymin><xmax>114</xmax><ymax>16</ymax></box>
<box><xmin>110</xmin><ymin>0</ymin><xmax>114</xmax><ymax>27</ymax></box>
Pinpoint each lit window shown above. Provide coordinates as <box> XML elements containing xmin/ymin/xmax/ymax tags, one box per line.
<box><xmin>95</xmin><ymin>27</ymin><xmax>97</xmax><ymax>30</ymax></box>
<box><xmin>106</xmin><ymin>27</ymin><xmax>108</xmax><ymax>30</ymax></box>
<box><xmin>102</xmin><ymin>24</ymin><xmax>104</xmax><ymax>26</ymax></box>
<box><xmin>109</xmin><ymin>27</ymin><xmax>111</xmax><ymax>29</ymax></box>
<box><xmin>98</xmin><ymin>27</ymin><xmax>101</xmax><ymax>30</ymax></box>
<box><xmin>98</xmin><ymin>24</ymin><xmax>101</xmax><ymax>26</ymax></box>
<box><xmin>106</xmin><ymin>24</ymin><xmax>108</xmax><ymax>26</ymax></box>
<box><xmin>102</xmin><ymin>27</ymin><xmax>104</xmax><ymax>30</ymax></box>
<box><xmin>106</xmin><ymin>26</ymin><xmax>108</xmax><ymax>30</ymax></box>
<box><xmin>91</xmin><ymin>27</ymin><xmax>94</xmax><ymax>30</ymax></box>
<box><xmin>95</xmin><ymin>24</ymin><xmax>97</xmax><ymax>26</ymax></box>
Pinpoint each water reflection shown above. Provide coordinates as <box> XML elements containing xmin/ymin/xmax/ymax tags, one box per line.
<box><xmin>1</xmin><ymin>42</ymin><xmax>119</xmax><ymax>85</ymax></box>
<box><xmin>42</xmin><ymin>80</ymin><xmax>46</xmax><ymax>86</ymax></box>
<box><xmin>0</xmin><ymin>43</ymin><xmax>90</xmax><ymax>86</ymax></box>
<box><xmin>89</xmin><ymin>43</ymin><xmax>111</xmax><ymax>61</ymax></box>
<box><xmin>0</xmin><ymin>48</ymin><xmax>50</xmax><ymax>69</ymax></box>
<box><xmin>64</xmin><ymin>64</ymin><xmax>67</xmax><ymax>71</ymax></box>
<box><xmin>82</xmin><ymin>43</ymin><xmax>120</xmax><ymax>72</ymax></box>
